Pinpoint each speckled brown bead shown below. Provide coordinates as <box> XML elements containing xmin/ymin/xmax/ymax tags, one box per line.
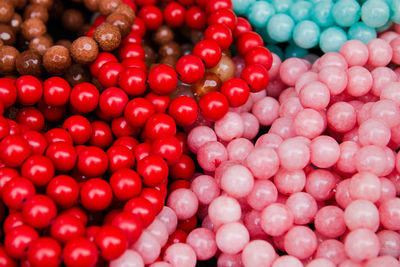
<box><xmin>64</xmin><ymin>64</ymin><xmax>91</xmax><ymax>87</ymax></box>
<box><xmin>0</xmin><ymin>45</ymin><xmax>19</xmax><ymax>73</ymax></box>
<box><xmin>24</xmin><ymin>4</ymin><xmax>48</xmax><ymax>22</ymax></box>
<box><xmin>106</xmin><ymin>12</ymin><xmax>131</xmax><ymax>37</ymax></box>
<box><xmin>29</xmin><ymin>34</ymin><xmax>52</xmax><ymax>55</ymax></box>
<box><xmin>0</xmin><ymin>24</ymin><xmax>16</xmax><ymax>46</ymax></box>
<box><xmin>10</xmin><ymin>13</ymin><xmax>22</xmax><ymax>32</ymax></box>
<box><xmin>16</xmin><ymin>0</ymin><xmax>28</xmax><ymax>9</ymax></box>
<box><xmin>98</xmin><ymin>0</ymin><xmax>121</xmax><ymax>16</ymax></box>
<box><xmin>70</xmin><ymin>36</ymin><xmax>98</xmax><ymax>64</ymax></box>
<box><xmin>114</xmin><ymin>3</ymin><xmax>135</xmax><ymax>24</ymax></box>
<box><xmin>15</xmin><ymin>50</ymin><xmax>42</xmax><ymax>76</ymax></box>
<box><xmin>153</xmin><ymin>26</ymin><xmax>174</xmax><ymax>45</ymax></box>
<box><xmin>83</xmin><ymin>0</ymin><xmax>99</xmax><ymax>11</ymax></box>
<box><xmin>55</xmin><ymin>39</ymin><xmax>71</xmax><ymax>49</ymax></box>
<box><xmin>159</xmin><ymin>42</ymin><xmax>181</xmax><ymax>58</ymax></box>
<box><xmin>0</xmin><ymin>40</ymin><xmax>3</xmax><ymax>47</ymax></box>
<box><xmin>21</xmin><ymin>18</ymin><xmax>46</xmax><ymax>40</ymax></box>
<box><xmin>30</xmin><ymin>0</ymin><xmax>53</xmax><ymax>9</ymax></box>
<box><xmin>0</xmin><ymin>0</ymin><xmax>14</xmax><ymax>23</ymax></box>
<box><xmin>93</xmin><ymin>23</ymin><xmax>121</xmax><ymax>51</ymax></box>
<box><xmin>43</xmin><ymin>45</ymin><xmax>71</xmax><ymax>74</ymax></box>
<box><xmin>62</xmin><ymin>9</ymin><xmax>84</xmax><ymax>32</ymax></box>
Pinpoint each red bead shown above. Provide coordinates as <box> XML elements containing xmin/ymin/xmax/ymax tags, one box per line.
<box><xmin>135</xmin><ymin>0</ymin><xmax>157</xmax><ymax>6</ymax></box>
<box><xmin>206</xmin><ymin>0</ymin><xmax>233</xmax><ymax>12</ymax></box>
<box><xmin>21</xmin><ymin>130</ymin><xmax>47</xmax><ymax>155</ymax></box>
<box><xmin>131</xmin><ymin>17</ymin><xmax>147</xmax><ymax>37</ymax></box>
<box><xmin>3</xmin><ymin>212</ymin><xmax>23</xmax><ymax>234</ymax></box>
<box><xmin>236</xmin><ymin>31</ymin><xmax>264</xmax><ymax>55</ymax></box>
<box><xmin>111</xmin><ymin>212</ymin><xmax>143</xmax><ymax>244</ymax></box>
<box><xmin>89</xmin><ymin>121</ymin><xmax>113</xmax><ymax>149</ymax></box>
<box><xmin>138</xmin><ymin>5</ymin><xmax>163</xmax><ymax>31</ymax></box>
<box><xmin>15</xmin><ymin>75</ymin><xmax>43</xmax><ymax>106</ymax></box>
<box><xmin>107</xmin><ymin>145</ymin><xmax>135</xmax><ymax>173</ymax></box>
<box><xmin>118</xmin><ymin>43</ymin><xmax>146</xmax><ymax>61</ymax></box>
<box><xmin>152</xmin><ymin>136</ymin><xmax>183</xmax><ymax>165</ymax></box>
<box><xmin>16</xmin><ymin>107</ymin><xmax>44</xmax><ymax>131</ymax></box>
<box><xmin>0</xmin><ymin>135</ymin><xmax>31</xmax><ymax>168</ymax></box>
<box><xmin>241</xmin><ymin>64</ymin><xmax>270</xmax><ymax>92</ymax></box>
<box><xmin>148</xmin><ymin>64</ymin><xmax>178</xmax><ymax>95</ymax></box>
<box><xmin>111</xmin><ymin>117</ymin><xmax>139</xmax><ymax>137</ymax></box>
<box><xmin>94</xmin><ymin>225</ymin><xmax>127</xmax><ymax>261</ymax></box>
<box><xmin>0</xmin><ymin>78</ymin><xmax>16</xmax><ymax>108</ymax></box>
<box><xmin>45</xmin><ymin>128</ymin><xmax>73</xmax><ymax>145</ymax></box>
<box><xmin>110</xmin><ymin>168</ymin><xmax>142</xmax><ymax>201</ymax></box>
<box><xmin>37</xmin><ymin>101</ymin><xmax>66</xmax><ymax>122</ymax></box>
<box><xmin>196</xmin><ymin>0</ymin><xmax>207</xmax><ymax>7</ymax></box>
<box><xmin>176</xmin><ymin>55</ymin><xmax>205</xmax><ymax>84</ymax></box>
<box><xmin>98</xmin><ymin>62</ymin><xmax>124</xmax><ymax>88</ymax></box>
<box><xmin>61</xmin><ymin>206</ymin><xmax>88</xmax><ymax>226</ymax></box>
<box><xmin>124</xmin><ymin>98</ymin><xmax>155</xmax><ymax>127</ymax></box>
<box><xmin>168</xmin><ymin>229</ymin><xmax>187</xmax><ymax>244</ymax></box>
<box><xmin>93</xmin><ymin>15</ymin><xmax>106</xmax><ymax>27</ymax></box>
<box><xmin>46</xmin><ymin>175</ymin><xmax>79</xmax><ymax>208</ymax></box>
<box><xmin>245</xmin><ymin>46</ymin><xmax>273</xmax><ymax>70</ymax></box>
<box><xmin>233</xmin><ymin>17</ymin><xmax>252</xmax><ymax>38</ymax></box>
<box><xmin>178</xmin><ymin>215</ymin><xmax>197</xmax><ymax>233</ymax></box>
<box><xmin>193</xmin><ymin>40</ymin><xmax>222</xmax><ymax>68</ymax></box>
<box><xmin>2</xmin><ymin>178</ymin><xmax>36</xmax><ymax>210</ymax></box>
<box><xmin>70</xmin><ymin>83</ymin><xmax>99</xmax><ymax>113</ymax></box>
<box><xmin>185</xmin><ymin>6</ymin><xmax>207</xmax><ymax>30</ymax></box>
<box><xmin>204</xmin><ymin>24</ymin><xmax>233</xmax><ymax>50</ymax></box>
<box><xmin>22</xmin><ymin>195</ymin><xmax>57</xmax><ymax>229</ymax></box>
<box><xmin>0</xmin><ymin>116</ymin><xmax>8</xmax><ymax>140</ymax></box>
<box><xmin>0</xmin><ymin>246</ymin><xmax>16</xmax><ymax>267</ymax></box>
<box><xmin>4</xmin><ymin>225</ymin><xmax>38</xmax><ymax>259</ymax></box>
<box><xmin>121</xmin><ymin>58</ymin><xmax>147</xmax><ymax>72</ymax></box>
<box><xmin>62</xmin><ymin>115</ymin><xmax>92</xmax><ymax>145</ymax></box>
<box><xmin>63</xmin><ymin>238</ymin><xmax>98</xmax><ymax>267</ymax></box>
<box><xmin>137</xmin><ymin>155</ymin><xmax>169</xmax><ymax>186</ymax></box>
<box><xmin>21</xmin><ymin>155</ymin><xmax>54</xmax><ymax>186</ymax></box>
<box><xmin>77</xmin><ymin>147</ymin><xmax>108</xmax><ymax>177</ymax></box>
<box><xmin>164</xmin><ymin>2</ymin><xmax>185</xmax><ymax>27</ymax></box>
<box><xmin>133</xmin><ymin>142</ymin><xmax>152</xmax><ymax>162</ymax></box>
<box><xmin>145</xmin><ymin>93</ymin><xmax>170</xmax><ymax>113</ymax></box>
<box><xmin>27</xmin><ymin>237</ymin><xmax>61</xmax><ymax>267</ymax></box>
<box><xmin>119</xmin><ymin>67</ymin><xmax>147</xmax><ymax>96</ymax></box>
<box><xmin>85</xmin><ymin>226</ymin><xmax>100</xmax><ymax>242</ymax></box>
<box><xmin>171</xmin><ymin>154</ymin><xmax>195</xmax><ymax>180</ymax></box>
<box><xmin>80</xmin><ymin>178</ymin><xmax>112</xmax><ymax>211</ymax></box>
<box><xmin>123</xmin><ymin>197</ymin><xmax>155</xmax><ymax>228</ymax></box>
<box><xmin>90</xmin><ymin>52</ymin><xmax>118</xmax><ymax>77</ymax></box>
<box><xmin>5</xmin><ymin>119</ymin><xmax>20</xmax><ymax>136</ymax></box>
<box><xmin>168</xmin><ymin>179</ymin><xmax>191</xmax><ymax>193</ymax></box>
<box><xmin>0</xmin><ymin>167</ymin><xmax>19</xmax><ymax>198</ymax></box>
<box><xmin>220</xmin><ymin>78</ymin><xmax>250</xmax><ymax>107</ymax></box>
<box><xmin>123</xmin><ymin>0</ymin><xmax>137</xmax><ymax>11</ymax></box>
<box><xmin>85</xmin><ymin>26</ymin><xmax>96</xmax><ymax>37</ymax></box>
<box><xmin>175</xmin><ymin>131</ymin><xmax>190</xmax><ymax>154</ymax></box>
<box><xmin>144</xmin><ymin>113</ymin><xmax>176</xmax><ymax>140</ymax></box>
<box><xmin>121</xmin><ymin>31</ymin><xmax>142</xmax><ymax>46</ymax></box>
<box><xmin>140</xmin><ymin>188</ymin><xmax>164</xmax><ymax>215</ymax></box>
<box><xmin>45</xmin><ymin>142</ymin><xmax>76</xmax><ymax>172</ymax></box>
<box><xmin>199</xmin><ymin>91</ymin><xmax>229</xmax><ymax>121</ymax></box>
<box><xmin>99</xmin><ymin>87</ymin><xmax>128</xmax><ymax>118</ymax></box>
<box><xmin>208</xmin><ymin>8</ymin><xmax>237</xmax><ymax>30</ymax></box>
<box><xmin>43</xmin><ymin>77</ymin><xmax>71</xmax><ymax>106</ymax></box>
<box><xmin>178</xmin><ymin>0</ymin><xmax>194</xmax><ymax>5</ymax></box>
<box><xmin>168</xmin><ymin>96</ymin><xmax>198</xmax><ymax>127</ymax></box>
<box><xmin>113</xmin><ymin>136</ymin><xmax>139</xmax><ymax>151</ymax></box>
<box><xmin>50</xmin><ymin>214</ymin><xmax>85</xmax><ymax>244</ymax></box>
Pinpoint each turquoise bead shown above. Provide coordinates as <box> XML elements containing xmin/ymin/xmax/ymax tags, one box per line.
<box><xmin>319</xmin><ymin>26</ymin><xmax>348</xmax><ymax>52</ymax></box>
<box><xmin>293</xmin><ymin>20</ymin><xmax>320</xmax><ymax>48</ymax></box>
<box><xmin>247</xmin><ymin>1</ymin><xmax>276</xmax><ymax>28</ymax></box>
<box><xmin>284</xmin><ymin>43</ymin><xmax>309</xmax><ymax>59</ymax></box>
<box><xmin>232</xmin><ymin>0</ymin><xmax>256</xmax><ymax>15</ymax></box>
<box><xmin>267</xmin><ymin>14</ymin><xmax>295</xmax><ymax>42</ymax></box>
<box><xmin>272</xmin><ymin>0</ymin><xmax>293</xmax><ymax>13</ymax></box>
<box><xmin>289</xmin><ymin>1</ymin><xmax>313</xmax><ymax>22</ymax></box>
<box><xmin>348</xmin><ymin>22</ymin><xmax>377</xmax><ymax>43</ymax></box>
<box><xmin>266</xmin><ymin>44</ymin><xmax>284</xmax><ymax>59</ymax></box>
<box><xmin>376</xmin><ymin>20</ymin><xmax>392</xmax><ymax>32</ymax></box>
<box><xmin>332</xmin><ymin>0</ymin><xmax>361</xmax><ymax>27</ymax></box>
<box><xmin>256</xmin><ymin>26</ymin><xmax>278</xmax><ymax>44</ymax></box>
<box><xmin>392</xmin><ymin>0</ymin><xmax>400</xmax><ymax>23</ymax></box>
<box><xmin>361</xmin><ymin>0</ymin><xmax>390</xmax><ymax>28</ymax></box>
<box><xmin>311</xmin><ymin>1</ymin><xmax>335</xmax><ymax>27</ymax></box>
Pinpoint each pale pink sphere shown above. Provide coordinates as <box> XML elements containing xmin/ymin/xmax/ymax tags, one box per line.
<box><xmin>391</xmin><ymin>124</ymin><xmax>400</xmax><ymax>144</ymax></box>
<box><xmin>286</xmin><ymin>192</ymin><xmax>318</xmax><ymax>225</ymax></box>
<box><xmin>230</xmin><ymin>94</ymin><xmax>253</xmax><ymax>113</ymax></box>
<box><xmin>272</xmin><ymin>256</ymin><xmax>303</xmax><ymax>267</ymax></box>
<box><xmin>379</xmin><ymin>177</ymin><xmax>397</xmax><ymax>203</ymax></box>
<box><xmin>317</xmin><ymin>52</ymin><xmax>348</xmax><ymax>71</ymax></box>
<box><xmin>149</xmin><ymin>262</ymin><xmax>172</xmax><ymax>267</ymax></box>
<box><xmin>305</xmin><ymin>169</ymin><xmax>336</xmax><ymax>201</ymax></box>
<box><xmin>293</xmin><ymin>108</ymin><xmax>325</xmax><ymax>139</ymax></box>
<box><xmin>208</xmin><ymin>195</ymin><xmax>241</xmax><ymax>226</ymax></box>
<box><xmin>278</xmin><ymin>137</ymin><xmax>310</xmax><ymax>170</ymax></box>
<box><xmin>377</xmin><ymin>230</ymin><xmax>400</xmax><ymax>258</ymax></box>
<box><xmin>245</xmin><ymin>147</ymin><xmax>279</xmax><ymax>179</ymax></box>
<box><xmin>279</xmin><ymin>97</ymin><xmax>304</xmax><ymax>118</ymax></box>
<box><xmin>267</xmin><ymin>79</ymin><xmax>286</xmax><ymax>98</ymax></box>
<box><xmin>252</xmin><ymin>97</ymin><xmax>280</xmax><ymax>126</ymax></box>
<box><xmin>244</xmin><ymin>210</ymin><xmax>268</xmax><ymax>239</ymax></box>
<box><xmin>371</xmin><ymin>100</ymin><xmax>400</xmax><ymax>128</ymax></box>
<box><xmin>381</xmin><ymin>82</ymin><xmax>400</xmax><ymax>105</ymax></box>
<box><xmin>383</xmin><ymin>147</ymin><xmax>396</xmax><ymax>176</ymax></box>
<box><xmin>364</xmin><ymin>255</ymin><xmax>400</xmax><ymax>267</ymax></box>
<box><xmin>310</xmin><ymin>135</ymin><xmax>340</xmax><ymax>168</ymax></box>
<box><xmin>246</xmin><ymin>180</ymin><xmax>278</xmax><ymax>211</ymax></box>
<box><xmin>274</xmin><ymin>168</ymin><xmax>306</xmax><ymax>195</ymax></box>
<box><xmin>380</xmin><ymin>31</ymin><xmax>400</xmax><ymax>43</ymax></box>
<box><xmin>167</xmin><ymin>188</ymin><xmax>198</xmax><ymax>220</ymax></box>
<box><xmin>327</xmin><ymin>102</ymin><xmax>357</xmax><ymax>133</ymax></box>
<box><xmin>227</xmin><ymin>138</ymin><xmax>253</xmax><ymax>162</ymax></box>
<box><xmin>190</xmin><ymin>175</ymin><xmax>220</xmax><ymax>205</ymax></box>
<box><xmin>316</xmin><ymin>239</ymin><xmax>347</xmax><ymax>265</ymax></box>
<box><xmin>279</xmin><ymin>87</ymin><xmax>298</xmax><ymax>103</ymax></box>
<box><xmin>367</xmin><ymin>38</ymin><xmax>393</xmax><ymax>67</ymax></box>
<box><xmin>217</xmin><ymin>253</ymin><xmax>243</xmax><ymax>267</ymax></box>
<box><xmin>109</xmin><ymin>249</ymin><xmax>144</xmax><ymax>267</ymax></box>
<box><xmin>187</xmin><ymin>126</ymin><xmax>217</xmax><ymax>153</ymax></box>
<box><xmin>395</xmin><ymin>152</ymin><xmax>400</xmax><ymax>174</ymax></box>
<box><xmin>295</xmin><ymin>71</ymin><xmax>319</xmax><ymax>94</ymax></box>
<box><xmin>299</xmin><ymin>81</ymin><xmax>330</xmax><ymax>110</ymax></box>
<box><xmin>387</xmin><ymin>171</ymin><xmax>400</xmax><ymax>195</ymax></box>
<box><xmin>215</xmin><ymin>112</ymin><xmax>244</xmax><ymax>142</ymax></box>
<box><xmin>336</xmin><ymin>179</ymin><xmax>353</xmax><ymax>209</ymax></box>
<box><xmin>241</xmin><ymin>240</ymin><xmax>277</xmax><ymax>267</ymax></box>
<box><xmin>379</xmin><ymin>198</ymin><xmax>400</xmax><ymax>230</ymax></box>
<box><xmin>132</xmin><ymin>232</ymin><xmax>161</xmax><ymax>265</ymax></box>
<box><xmin>349</xmin><ymin>172</ymin><xmax>381</xmax><ymax>202</ymax></box>
<box><xmin>272</xmin><ymin>234</ymin><xmax>286</xmax><ymax>251</ymax></box>
<box><xmin>156</xmin><ymin>207</ymin><xmax>177</xmax><ymax>235</ymax></box>
<box><xmin>201</xmin><ymin>215</ymin><xmax>214</xmax><ymax>230</ymax></box>
<box><xmin>340</xmin><ymin>40</ymin><xmax>369</xmax><ymax>66</ymax></box>
<box><xmin>216</xmin><ymin>222</ymin><xmax>250</xmax><ymax>254</ymax></box>
<box><xmin>371</xmin><ymin>67</ymin><xmax>398</xmax><ymax>97</ymax></box>
<box><xmin>339</xmin><ymin>259</ymin><xmax>363</xmax><ymax>267</ymax></box>
<box><xmin>214</xmin><ymin>160</ymin><xmax>238</xmax><ymax>185</ymax></box>
<box><xmin>186</xmin><ymin>228</ymin><xmax>217</xmax><ymax>261</ymax></box>
<box><xmin>269</xmin><ymin>117</ymin><xmax>295</xmax><ymax>140</ymax></box>
<box><xmin>164</xmin><ymin>243</ymin><xmax>196</xmax><ymax>267</ymax></box>
<box><xmin>344</xmin><ymin>228</ymin><xmax>380</xmax><ymax>262</ymax></box>
<box><xmin>344</xmin><ymin>199</ymin><xmax>379</xmax><ymax>231</ymax></box>
<box><xmin>197</xmin><ymin>141</ymin><xmax>228</xmax><ymax>172</ymax></box>
<box><xmin>146</xmin><ymin>219</ymin><xmax>168</xmax><ymax>247</ymax></box>
<box><xmin>284</xmin><ymin>226</ymin><xmax>317</xmax><ymax>260</ymax></box>
<box><xmin>220</xmin><ymin>164</ymin><xmax>254</xmax><ymax>198</ymax></box>
<box><xmin>358</xmin><ymin>118</ymin><xmax>391</xmax><ymax>147</ymax></box>
<box><xmin>279</xmin><ymin>58</ymin><xmax>309</xmax><ymax>86</ymax></box>
<box><xmin>269</xmin><ymin>53</ymin><xmax>281</xmax><ymax>80</ymax></box>
<box><xmin>346</xmin><ymin>66</ymin><xmax>373</xmax><ymax>97</ymax></box>
<box><xmin>318</xmin><ymin>66</ymin><xmax>348</xmax><ymax>95</ymax></box>
<box><xmin>260</xmin><ymin>203</ymin><xmax>294</xmax><ymax>236</ymax></box>
<box><xmin>390</xmin><ymin>37</ymin><xmax>400</xmax><ymax>65</ymax></box>
<box><xmin>357</xmin><ymin>102</ymin><xmax>374</xmax><ymax>125</ymax></box>
<box><xmin>336</xmin><ymin>141</ymin><xmax>360</xmax><ymax>174</ymax></box>
<box><xmin>233</xmin><ymin>56</ymin><xmax>246</xmax><ymax>78</ymax></box>
<box><xmin>251</xmin><ymin>90</ymin><xmax>267</xmax><ymax>102</ymax></box>
<box><xmin>315</xmin><ymin>206</ymin><xmax>346</xmax><ymax>238</ymax></box>
<box><xmin>240</xmin><ymin>112</ymin><xmax>259</xmax><ymax>140</ymax></box>
<box><xmin>306</xmin><ymin>258</ymin><xmax>336</xmax><ymax>267</ymax></box>
<box><xmin>355</xmin><ymin>145</ymin><xmax>388</xmax><ymax>176</ymax></box>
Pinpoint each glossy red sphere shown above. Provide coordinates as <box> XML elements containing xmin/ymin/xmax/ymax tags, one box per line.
<box><xmin>80</xmin><ymin>178</ymin><xmax>113</xmax><ymax>211</ymax></box>
<box><xmin>110</xmin><ymin>168</ymin><xmax>142</xmax><ymax>201</ymax></box>
<box><xmin>22</xmin><ymin>195</ymin><xmax>57</xmax><ymax>229</ymax></box>
<box><xmin>63</xmin><ymin>238</ymin><xmax>98</xmax><ymax>267</ymax></box>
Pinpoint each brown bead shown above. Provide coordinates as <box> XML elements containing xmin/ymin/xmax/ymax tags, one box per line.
<box><xmin>30</xmin><ymin>0</ymin><xmax>53</xmax><ymax>9</ymax></box>
<box><xmin>83</xmin><ymin>0</ymin><xmax>99</xmax><ymax>11</ymax></box>
<box><xmin>193</xmin><ymin>72</ymin><xmax>222</xmax><ymax>97</ymax></box>
<box><xmin>70</xmin><ymin>36</ymin><xmax>99</xmax><ymax>64</ymax></box>
<box><xmin>209</xmin><ymin>55</ymin><xmax>235</xmax><ymax>82</ymax></box>
<box><xmin>55</xmin><ymin>39</ymin><xmax>71</xmax><ymax>49</ymax></box>
<box><xmin>159</xmin><ymin>42</ymin><xmax>181</xmax><ymax>58</ymax></box>
<box><xmin>222</xmin><ymin>49</ymin><xmax>232</xmax><ymax>57</ymax></box>
<box><xmin>17</xmin><ymin>35</ymin><xmax>30</xmax><ymax>51</ymax></box>
<box><xmin>0</xmin><ymin>24</ymin><xmax>16</xmax><ymax>46</ymax></box>
<box><xmin>181</xmin><ymin>43</ymin><xmax>193</xmax><ymax>56</ymax></box>
<box><xmin>169</xmin><ymin>83</ymin><xmax>195</xmax><ymax>100</ymax></box>
<box><xmin>0</xmin><ymin>40</ymin><xmax>3</xmax><ymax>47</ymax></box>
<box><xmin>190</xmin><ymin>30</ymin><xmax>203</xmax><ymax>44</ymax></box>
<box><xmin>29</xmin><ymin>34</ymin><xmax>52</xmax><ymax>55</ymax></box>
<box><xmin>0</xmin><ymin>0</ymin><xmax>14</xmax><ymax>23</ymax></box>
<box><xmin>49</xmin><ymin>0</ymin><xmax>63</xmax><ymax>20</ymax></box>
<box><xmin>0</xmin><ymin>45</ymin><xmax>19</xmax><ymax>73</ymax></box>
<box><xmin>114</xmin><ymin>4</ymin><xmax>135</xmax><ymax>24</ymax></box>
<box><xmin>153</xmin><ymin>25</ymin><xmax>174</xmax><ymax>45</ymax></box>
<box><xmin>24</xmin><ymin>4</ymin><xmax>48</xmax><ymax>22</ymax></box>
<box><xmin>78</xmin><ymin>24</ymin><xmax>92</xmax><ymax>37</ymax></box>
<box><xmin>9</xmin><ymin>13</ymin><xmax>22</xmax><ymax>32</ymax></box>
<box><xmin>16</xmin><ymin>0</ymin><xmax>28</xmax><ymax>9</ymax></box>
<box><xmin>98</xmin><ymin>0</ymin><xmax>121</xmax><ymax>16</ymax></box>
<box><xmin>62</xmin><ymin>9</ymin><xmax>84</xmax><ymax>32</ymax></box>
<box><xmin>64</xmin><ymin>64</ymin><xmax>91</xmax><ymax>87</ymax></box>
<box><xmin>93</xmin><ymin>23</ymin><xmax>121</xmax><ymax>51</ymax></box>
<box><xmin>43</xmin><ymin>45</ymin><xmax>71</xmax><ymax>74</ymax></box>
<box><xmin>106</xmin><ymin>12</ymin><xmax>131</xmax><ymax>37</ymax></box>
<box><xmin>159</xmin><ymin>55</ymin><xmax>177</xmax><ymax>68</ymax></box>
<box><xmin>15</xmin><ymin>50</ymin><xmax>42</xmax><ymax>76</ymax></box>
<box><xmin>144</xmin><ymin>45</ymin><xmax>156</xmax><ymax>67</ymax></box>
<box><xmin>21</xmin><ymin>18</ymin><xmax>46</xmax><ymax>40</ymax></box>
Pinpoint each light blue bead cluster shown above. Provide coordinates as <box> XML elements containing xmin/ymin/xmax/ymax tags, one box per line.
<box><xmin>232</xmin><ymin>0</ymin><xmax>400</xmax><ymax>55</ymax></box>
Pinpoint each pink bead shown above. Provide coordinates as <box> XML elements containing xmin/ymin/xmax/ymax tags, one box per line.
<box><xmin>146</xmin><ymin>219</ymin><xmax>168</xmax><ymax>247</ymax></box>
<box><xmin>390</xmin><ymin>37</ymin><xmax>400</xmax><ymax>65</ymax></box>
<box><xmin>267</xmin><ymin>79</ymin><xmax>286</xmax><ymax>98</ymax></box>
<box><xmin>306</xmin><ymin>258</ymin><xmax>336</xmax><ymax>267</ymax></box>
<box><xmin>245</xmin><ymin>147</ymin><xmax>279</xmax><ymax>179</ymax></box>
<box><xmin>208</xmin><ymin>196</ymin><xmax>241</xmax><ymax>227</ymax></box>
<box><xmin>255</xmin><ymin>133</ymin><xmax>283</xmax><ymax>149</ymax></box>
<box><xmin>156</xmin><ymin>207</ymin><xmax>177</xmax><ymax>235</ymax></box>
<box><xmin>167</xmin><ymin>188</ymin><xmax>199</xmax><ymax>220</ymax></box>
<box><xmin>305</xmin><ymin>169</ymin><xmax>336</xmax><ymax>201</ymax></box>
<box><xmin>315</xmin><ymin>239</ymin><xmax>347</xmax><ymax>265</ymax></box>
<box><xmin>371</xmin><ymin>67</ymin><xmax>398</xmax><ymax>97</ymax></box>
<box><xmin>279</xmin><ymin>97</ymin><xmax>304</xmax><ymax>118</ymax></box>
<box><xmin>197</xmin><ymin>141</ymin><xmax>228</xmax><ymax>172</ymax></box>
<box><xmin>295</xmin><ymin>71</ymin><xmax>319</xmax><ymax>94</ymax></box>
<box><xmin>284</xmin><ymin>226</ymin><xmax>317</xmax><ymax>259</ymax></box>
<box><xmin>349</xmin><ymin>172</ymin><xmax>381</xmax><ymax>202</ymax></box>
<box><xmin>244</xmin><ymin>210</ymin><xmax>268</xmax><ymax>239</ymax></box>
<box><xmin>286</xmin><ymin>192</ymin><xmax>318</xmax><ymax>225</ymax></box>
<box><xmin>339</xmin><ymin>259</ymin><xmax>363</xmax><ymax>267</ymax></box>
<box><xmin>344</xmin><ymin>228</ymin><xmax>380</xmax><ymax>262</ymax></box>
<box><xmin>132</xmin><ymin>232</ymin><xmax>161</xmax><ymax>265</ymax></box>
<box><xmin>274</xmin><ymin>168</ymin><xmax>306</xmax><ymax>195</ymax></box>
<box><xmin>201</xmin><ymin>215</ymin><xmax>214</xmax><ymax>230</ymax></box>
<box><xmin>381</xmin><ymin>82</ymin><xmax>400</xmax><ymax>105</ymax></box>
<box><xmin>391</xmin><ymin>124</ymin><xmax>400</xmax><ymax>144</ymax></box>
<box><xmin>190</xmin><ymin>175</ymin><xmax>220</xmax><ymax>205</ymax></box>
<box><xmin>215</xmin><ymin>222</ymin><xmax>249</xmax><ymax>255</ymax></box>
<box><xmin>384</xmin><ymin>147</ymin><xmax>396</xmax><ymax>176</ymax></box>
<box><xmin>340</xmin><ymin>40</ymin><xmax>369</xmax><ymax>67</ymax></box>
<box><xmin>318</xmin><ymin>66</ymin><xmax>348</xmax><ymax>95</ymax></box>
<box><xmin>346</xmin><ymin>66</ymin><xmax>373</xmax><ymax>97</ymax></box>
<box><xmin>217</xmin><ymin>253</ymin><xmax>243</xmax><ymax>267</ymax></box>
<box><xmin>252</xmin><ymin>97</ymin><xmax>280</xmax><ymax>126</ymax></box>
<box><xmin>270</xmin><ymin>117</ymin><xmax>295</xmax><ymax>139</ymax></box>
<box><xmin>268</xmin><ymin>53</ymin><xmax>281</xmax><ymax>80</ymax></box>
<box><xmin>379</xmin><ymin>177</ymin><xmax>397</xmax><ymax>203</ymax></box>
<box><xmin>380</xmin><ymin>31</ymin><xmax>400</xmax><ymax>43</ymax></box>
<box><xmin>240</xmin><ymin>112</ymin><xmax>259</xmax><ymax>140</ymax></box>
<box><xmin>272</xmin><ymin>256</ymin><xmax>303</xmax><ymax>267</ymax></box>
<box><xmin>279</xmin><ymin>87</ymin><xmax>298</xmax><ymax>103</ymax></box>
<box><xmin>377</xmin><ymin>230</ymin><xmax>400</xmax><ymax>258</ymax></box>
<box><xmin>279</xmin><ymin>58</ymin><xmax>309</xmax><ymax>86</ymax></box>
<box><xmin>215</xmin><ymin>112</ymin><xmax>244</xmax><ymax>141</ymax></box>
<box><xmin>344</xmin><ymin>199</ymin><xmax>379</xmax><ymax>231</ymax></box>
<box><xmin>149</xmin><ymin>262</ymin><xmax>172</xmax><ymax>267</ymax></box>
<box><xmin>364</xmin><ymin>256</ymin><xmax>400</xmax><ymax>267</ymax></box>
<box><xmin>327</xmin><ymin>102</ymin><xmax>357</xmax><ymax>133</ymax></box>
<box><xmin>186</xmin><ymin>228</ymin><xmax>217</xmax><ymax>261</ymax></box>
<box><xmin>220</xmin><ymin>164</ymin><xmax>254</xmax><ymax>198</ymax></box>
<box><xmin>278</xmin><ymin>137</ymin><xmax>310</xmax><ymax>170</ymax></box>
<box><xmin>310</xmin><ymin>135</ymin><xmax>340</xmax><ymax>168</ymax></box>
<box><xmin>367</xmin><ymin>38</ymin><xmax>393</xmax><ymax>67</ymax></box>
<box><xmin>187</xmin><ymin>126</ymin><xmax>217</xmax><ymax>153</ymax></box>
<box><xmin>355</xmin><ymin>145</ymin><xmax>388</xmax><ymax>176</ymax></box>
<box><xmin>110</xmin><ymin>250</ymin><xmax>144</xmax><ymax>267</ymax></box>
<box><xmin>317</xmin><ymin>52</ymin><xmax>348</xmax><ymax>71</ymax></box>
<box><xmin>246</xmin><ymin>180</ymin><xmax>277</xmax><ymax>211</ymax></box>
<box><xmin>314</xmin><ymin>206</ymin><xmax>346</xmax><ymax>238</ymax></box>
<box><xmin>227</xmin><ymin>138</ymin><xmax>253</xmax><ymax>162</ymax></box>
<box><xmin>358</xmin><ymin>118</ymin><xmax>391</xmax><ymax>147</ymax></box>
<box><xmin>230</xmin><ymin>95</ymin><xmax>253</xmax><ymax>113</ymax></box>
<box><xmin>250</xmin><ymin>90</ymin><xmax>267</xmax><ymax>102</ymax></box>
<box><xmin>357</xmin><ymin>102</ymin><xmax>374</xmax><ymax>125</ymax></box>
<box><xmin>336</xmin><ymin>179</ymin><xmax>353</xmax><ymax>209</ymax></box>
<box><xmin>299</xmin><ymin>81</ymin><xmax>330</xmax><ymax>110</ymax></box>
<box><xmin>233</xmin><ymin>56</ymin><xmax>246</xmax><ymax>78</ymax></box>
<box><xmin>379</xmin><ymin>198</ymin><xmax>400</xmax><ymax>230</ymax></box>
<box><xmin>293</xmin><ymin>108</ymin><xmax>325</xmax><ymax>139</ymax></box>
<box><xmin>336</xmin><ymin>141</ymin><xmax>359</xmax><ymax>174</ymax></box>
<box><xmin>260</xmin><ymin>203</ymin><xmax>294</xmax><ymax>236</ymax></box>
<box><xmin>241</xmin><ymin>240</ymin><xmax>277</xmax><ymax>267</ymax></box>
<box><xmin>371</xmin><ymin>100</ymin><xmax>400</xmax><ymax>129</ymax></box>
<box><xmin>164</xmin><ymin>243</ymin><xmax>196</xmax><ymax>267</ymax></box>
